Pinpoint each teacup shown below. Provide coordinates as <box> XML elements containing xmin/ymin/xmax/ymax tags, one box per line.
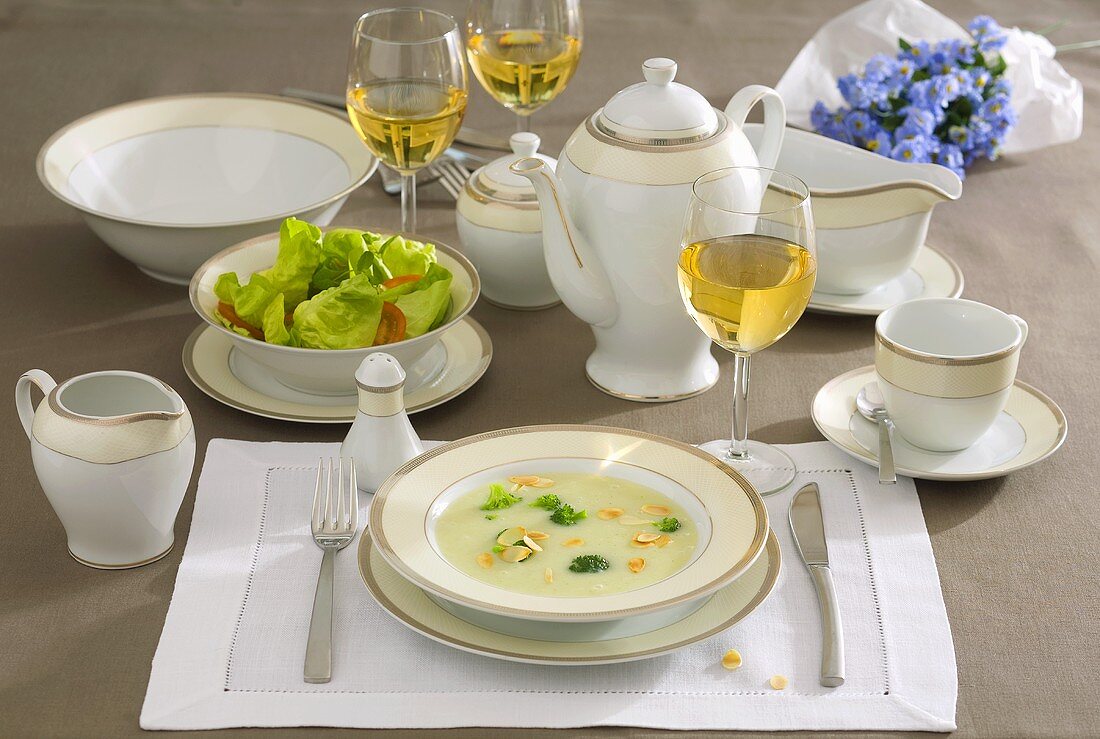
<box><xmin>874</xmin><ymin>298</ymin><xmax>1028</xmax><ymax>452</ymax></box>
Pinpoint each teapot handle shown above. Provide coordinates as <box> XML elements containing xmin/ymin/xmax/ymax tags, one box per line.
<box><xmin>16</xmin><ymin>370</ymin><xmax>57</xmax><ymax>439</ymax></box>
<box><xmin>724</xmin><ymin>85</ymin><xmax>786</xmax><ymax>170</ymax></box>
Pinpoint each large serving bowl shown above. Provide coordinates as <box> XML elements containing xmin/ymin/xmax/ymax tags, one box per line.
<box><xmin>189</xmin><ymin>233</ymin><xmax>479</xmax><ymax>397</ymax></box>
<box><xmin>369</xmin><ymin>426</ymin><xmax>769</xmax><ymax>641</ymax></box>
<box><xmin>744</xmin><ymin>123</ymin><xmax>962</xmax><ymax>295</ymax></box>
<box><xmin>37</xmin><ymin>94</ymin><xmax>378</xmax><ymax>284</ymax></box>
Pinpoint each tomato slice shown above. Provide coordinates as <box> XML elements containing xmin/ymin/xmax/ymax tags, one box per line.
<box><xmin>373</xmin><ymin>302</ymin><xmax>407</xmax><ymax>346</ymax></box>
<box><xmin>218</xmin><ymin>302</ymin><xmax>264</xmax><ymax>340</ymax></box>
<box><xmin>381</xmin><ymin>274</ymin><xmax>421</xmax><ymax>290</ymax></box>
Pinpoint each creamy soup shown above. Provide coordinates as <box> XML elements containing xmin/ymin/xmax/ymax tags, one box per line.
<box><xmin>433</xmin><ymin>472</ymin><xmax>699</xmax><ymax>597</ymax></box>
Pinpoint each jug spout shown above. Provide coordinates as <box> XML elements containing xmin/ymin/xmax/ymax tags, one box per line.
<box><xmin>509</xmin><ymin>158</ymin><xmax>618</xmax><ymax>328</ymax></box>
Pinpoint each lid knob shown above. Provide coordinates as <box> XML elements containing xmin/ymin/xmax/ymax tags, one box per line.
<box><xmin>509</xmin><ymin>132</ymin><xmax>541</xmax><ymax>157</ymax></box>
<box><xmin>642</xmin><ymin>58</ymin><xmax>677</xmax><ymax>86</ymax></box>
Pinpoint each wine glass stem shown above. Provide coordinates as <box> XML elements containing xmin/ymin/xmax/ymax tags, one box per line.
<box><xmin>516</xmin><ymin>112</ymin><xmax>530</xmax><ymax>133</ymax></box>
<box><xmin>400</xmin><ymin>172</ymin><xmax>417</xmax><ymax>233</ymax></box>
<box><xmin>729</xmin><ymin>352</ymin><xmax>752</xmax><ymax>461</ymax></box>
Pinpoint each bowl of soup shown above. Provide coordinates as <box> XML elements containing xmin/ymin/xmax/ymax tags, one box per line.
<box><xmin>368</xmin><ymin>425</ymin><xmax>769</xmax><ymax>639</ymax></box>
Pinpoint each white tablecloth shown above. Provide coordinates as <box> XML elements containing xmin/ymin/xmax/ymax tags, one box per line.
<box><xmin>141</xmin><ymin>439</ymin><xmax>956</xmax><ymax>731</ymax></box>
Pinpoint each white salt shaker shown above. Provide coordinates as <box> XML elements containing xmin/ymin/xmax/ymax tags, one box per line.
<box><xmin>341</xmin><ymin>353</ymin><xmax>423</xmax><ymax>493</ymax></box>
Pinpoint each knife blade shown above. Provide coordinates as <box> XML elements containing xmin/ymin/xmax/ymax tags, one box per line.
<box><xmin>789</xmin><ymin>483</ymin><xmax>845</xmax><ymax>687</ymax></box>
<box><xmin>280</xmin><ymin>88</ymin><xmax>514</xmax><ymax>151</ymax></box>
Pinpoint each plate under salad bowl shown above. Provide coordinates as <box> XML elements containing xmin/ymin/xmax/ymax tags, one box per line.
<box><xmin>189</xmin><ymin>225</ymin><xmax>480</xmax><ymax>398</ymax></box>
<box><xmin>37</xmin><ymin>93</ymin><xmax>378</xmax><ymax>283</ymax></box>
<box><xmin>368</xmin><ymin>425</ymin><xmax>770</xmax><ymax>642</ymax></box>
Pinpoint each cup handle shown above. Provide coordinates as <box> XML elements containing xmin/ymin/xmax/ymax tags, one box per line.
<box><xmin>15</xmin><ymin>370</ymin><xmax>57</xmax><ymax>440</ymax></box>
<box><xmin>724</xmin><ymin>85</ymin><xmax>786</xmax><ymax>170</ymax></box>
<box><xmin>1009</xmin><ymin>315</ymin><xmax>1029</xmax><ymax>347</ymax></box>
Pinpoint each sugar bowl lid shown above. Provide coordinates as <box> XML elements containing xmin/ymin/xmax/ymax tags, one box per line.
<box><xmin>597</xmin><ymin>58</ymin><xmax>720</xmax><ymax>145</ymax></box>
<box><xmin>470</xmin><ymin>132</ymin><xmax>556</xmax><ymax>203</ymax></box>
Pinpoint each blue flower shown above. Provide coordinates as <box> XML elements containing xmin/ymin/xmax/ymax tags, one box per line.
<box><xmin>844</xmin><ymin>109</ymin><xmax>877</xmax><ymax>138</ymax></box>
<box><xmin>897</xmin><ymin>108</ymin><xmax>936</xmax><ymax>138</ymax></box>
<box><xmin>864</xmin><ymin>130</ymin><xmax>893</xmax><ymax>153</ymax></box>
<box><xmin>931</xmin><ymin>74</ymin><xmax>963</xmax><ymax>106</ymax></box>
<box><xmin>969</xmin><ymin>67</ymin><xmax>992</xmax><ymax>91</ymax></box>
<box><xmin>979</xmin><ymin>93</ymin><xmax>1011</xmax><ymax>120</ymax></box>
<box><xmin>837</xmin><ymin>73</ymin><xmax>871</xmax><ymax>108</ymax></box>
<box><xmin>947</xmin><ymin>125</ymin><xmax>971</xmax><ymax>146</ymax></box>
<box><xmin>933</xmin><ymin>143</ymin><xmax>966</xmax><ymax>179</ymax></box>
<box><xmin>902</xmin><ymin>40</ymin><xmax>931</xmax><ymax>62</ymax></box>
<box><xmin>890</xmin><ymin>137</ymin><xmax>931</xmax><ymax>163</ymax></box>
<box><xmin>968</xmin><ymin>15</ymin><xmax>1002</xmax><ymax>39</ymax></box>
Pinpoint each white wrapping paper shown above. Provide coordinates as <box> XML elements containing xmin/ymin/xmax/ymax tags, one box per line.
<box><xmin>775</xmin><ymin>0</ymin><xmax>1083</xmax><ymax>155</ymax></box>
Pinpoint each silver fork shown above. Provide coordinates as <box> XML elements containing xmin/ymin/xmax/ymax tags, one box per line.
<box><xmin>377</xmin><ymin>157</ymin><xmax>470</xmax><ymax>199</ymax></box>
<box><xmin>304</xmin><ymin>457</ymin><xmax>358</xmax><ymax>684</ymax></box>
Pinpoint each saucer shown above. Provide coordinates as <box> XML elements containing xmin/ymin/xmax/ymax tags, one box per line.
<box><xmin>358</xmin><ymin>529</ymin><xmax>780</xmax><ymax>665</ymax></box>
<box><xmin>182</xmin><ymin>317</ymin><xmax>492</xmax><ymax>423</ymax></box>
<box><xmin>812</xmin><ymin>365</ymin><xmax>1067</xmax><ymax>481</ymax></box>
<box><xmin>807</xmin><ymin>245</ymin><xmax>963</xmax><ymax>316</ymax></box>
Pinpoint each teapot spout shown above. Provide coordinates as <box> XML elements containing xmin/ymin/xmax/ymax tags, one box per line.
<box><xmin>509</xmin><ymin>158</ymin><xmax>618</xmax><ymax>328</ymax></box>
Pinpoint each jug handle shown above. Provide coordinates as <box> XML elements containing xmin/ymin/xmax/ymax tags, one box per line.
<box><xmin>724</xmin><ymin>85</ymin><xmax>786</xmax><ymax>170</ymax></box>
<box><xmin>16</xmin><ymin>370</ymin><xmax>57</xmax><ymax>439</ymax></box>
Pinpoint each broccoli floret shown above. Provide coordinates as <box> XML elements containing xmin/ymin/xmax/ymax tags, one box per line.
<box><xmin>484</xmin><ymin>513</ymin><xmax>498</xmax><ymax>521</ymax></box>
<box><xmin>529</xmin><ymin>494</ymin><xmax>562</xmax><ymax>510</ymax></box>
<box><xmin>480</xmin><ymin>483</ymin><xmax>522</xmax><ymax>511</ymax></box>
<box><xmin>651</xmin><ymin>516</ymin><xmax>681</xmax><ymax>533</ymax></box>
<box><xmin>568</xmin><ymin>554</ymin><xmax>610</xmax><ymax>573</ymax></box>
<box><xmin>549</xmin><ymin>503</ymin><xmax>588</xmax><ymax>526</ymax></box>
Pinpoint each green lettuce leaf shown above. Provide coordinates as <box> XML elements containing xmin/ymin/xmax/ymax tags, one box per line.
<box><xmin>354</xmin><ymin>250</ymin><xmax>393</xmax><ymax>286</ymax></box>
<box><xmin>393</xmin><ymin>263</ymin><xmax>453</xmax><ymax>338</ymax></box>
<box><xmin>261</xmin><ymin>293</ymin><xmax>291</xmax><ymax>346</ymax></box>
<box><xmin>311</xmin><ymin>228</ymin><xmax>369</xmax><ymax>293</ymax></box>
<box><xmin>380</xmin><ymin>235</ymin><xmax>436</xmax><ymax>277</ymax></box>
<box><xmin>257</xmin><ymin>217</ymin><xmax>322</xmax><ymax>309</ymax></box>
<box><xmin>290</xmin><ymin>274</ymin><xmax>384</xmax><ymax>349</ymax></box>
<box><xmin>212</xmin><ymin>271</ymin><xmax>282</xmax><ymax>330</ymax></box>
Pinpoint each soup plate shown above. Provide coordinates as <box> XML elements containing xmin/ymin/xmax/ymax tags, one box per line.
<box><xmin>37</xmin><ymin>94</ymin><xmax>378</xmax><ymax>283</ymax></box>
<box><xmin>189</xmin><ymin>232</ymin><xmax>480</xmax><ymax>397</ymax></box>
<box><xmin>368</xmin><ymin>425</ymin><xmax>770</xmax><ymax>640</ymax></box>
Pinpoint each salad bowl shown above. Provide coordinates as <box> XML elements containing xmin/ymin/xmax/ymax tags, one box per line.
<box><xmin>37</xmin><ymin>93</ymin><xmax>378</xmax><ymax>284</ymax></box>
<box><xmin>368</xmin><ymin>425</ymin><xmax>769</xmax><ymax>641</ymax></box>
<box><xmin>189</xmin><ymin>232</ymin><xmax>479</xmax><ymax>397</ymax></box>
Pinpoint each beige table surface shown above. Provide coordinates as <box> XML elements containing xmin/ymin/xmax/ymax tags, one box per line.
<box><xmin>2</xmin><ymin>0</ymin><xmax>1098</xmax><ymax>736</ymax></box>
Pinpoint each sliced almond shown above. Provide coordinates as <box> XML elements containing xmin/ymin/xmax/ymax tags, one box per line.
<box><xmin>508</xmin><ymin>475</ymin><xmax>540</xmax><ymax>486</ymax></box>
<box><xmin>630</xmin><ymin>540</ymin><xmax>656</xmax><ymax>549</ymax></box>
<box><xmin>654</xmin><ymin>534</ymin><xmax>672</xmax><ymax>548</ymax></box>
<box><xmin>496</xmin><ymin>526</ymin><xmax>527</xmax><ymax>546</ymax></box>
<box><xmin>526</xmin><ymin>530</ymin><xmax>550</xmax><ymax>541</ymax></box>
<box><xmin>597</xmin><ymin>507</ymin><xmax>624</xmax><ymax>520</ymax></box>
<box><xmin>544</xmin><ymin>567</ymin><xmax>553</xmax><ymax>584</ymax></box>
<box><xmin>476</xmin><ymin>552</ymin><xmax>493</xmax><ymax>569</ymax></box>
<box><xmin>562</xmin><ymin>537</ymin><xmax>585</xmax><ymax>547</ymax></box>
<box><xmin>617</xmin><ymin>515</ymin><xmax>649</xmax><ymax>526</ymax></box>
<box><xmin>721</xmin><ymin>648</ymin><xmax>742</xmax><ymax>670</ymax></box>
<box><xmin>641</xmin><ymin>504</ymin><xmax>671</xmax><ymax>517</ymax></box>
<box><xmin>628</xmin><ymin>557</ymin><xmax>646</xmax><ymax>573</ymax></box>
<box><xmin>769</xmin><ymin>675</ymin><xmax>789</xmax><ymax>690</ymax></box>
<box><xmin>530</xmin><ymin>477</ymin><xmax>555</xmax><ymax>488</ymax></box>
<box><xmin>522</xmin><ymin>534</ymin><xmax>543</xmax><ymax>552</ymax></box>
<box><xmin>499</xmin><ymin>545</ymin><xmax>532</xmax><ymax>563</ymax></box>
<box><xmin>633</xmin><ymin>532</ymin><xmax>661</xmax><ymax>543</ymax></box>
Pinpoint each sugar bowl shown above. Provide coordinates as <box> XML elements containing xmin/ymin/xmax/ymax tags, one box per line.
<box><xmin>455</xmin><ymin>132</ymin><xmax>559</xmax><ymax>310</ymax></box>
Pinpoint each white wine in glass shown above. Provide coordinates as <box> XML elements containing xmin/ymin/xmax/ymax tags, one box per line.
<box><xmin>677</xmin><ymin>168</ymin><xmax>816</xmax><ymax>495</ymax></box>
<box><xmin>347</xmin><ymin>8</ymin><xmax>468</xmax><ymax>233</ymax></box>
<box><xmin>466</xmin><ymin>0</ymin><xmax>582</xmax><ymax>132</ymax></box>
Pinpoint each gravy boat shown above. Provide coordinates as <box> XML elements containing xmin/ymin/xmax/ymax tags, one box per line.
<box><xmin>744</xmin><ymin>124</ymin><xmax>962</xmax><ymax>295</ymax></box>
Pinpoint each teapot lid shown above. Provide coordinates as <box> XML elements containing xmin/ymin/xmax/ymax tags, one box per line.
<box><xmin>471</xmin><ymin>132</ymin><xmax>556</xmax><ymax>203</ymax></box>
<box><xmin>598</xmin><ymin>58</ymin><xmax>719</xmax><ymax>145</ymax></box>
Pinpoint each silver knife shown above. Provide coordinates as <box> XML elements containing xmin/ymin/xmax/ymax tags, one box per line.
<box><xmin>789</xmin><ymin>483</ymin><xmax>845</xmax><ymax>687</ymax></box>
<box><xmin>280</xmin><ymin>88</ymin><xmax>514</xmax><ymax>151</ymax></box>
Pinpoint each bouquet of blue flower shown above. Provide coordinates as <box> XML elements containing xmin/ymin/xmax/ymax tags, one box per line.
<box><xmin>811</xmin><ymin>15</ymin><xmax>1016</xmax><ymax>179</ymax></box>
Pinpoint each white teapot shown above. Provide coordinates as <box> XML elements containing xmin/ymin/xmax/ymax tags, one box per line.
<box><xmin>15</xmin><ymin>369</ymin><xmax>195</xmax><ymax>568</ymax></box>
<box><xmin>511</xmin><ymin>58</ymin><xmax>786</xmax><ymax>400</ymax></box>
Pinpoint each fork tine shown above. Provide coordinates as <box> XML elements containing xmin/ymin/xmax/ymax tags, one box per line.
<box><xmin>336</xmin><ymin>458</ymin><xmax>346</xmax><ymax>531</ymax></box>
<box><xmin>312</xmin><ymin>458</ymin><xmax>324</xmax><ymax>530</ymax></box>
<box><xmin>348</xmin><ymin>459</ymin><xmax>359</xmax><ymax>533</ymax></box>
<box><xmin>325</xmin><ymin>457</ymin><xmax>335</xmax><ymax>531</ymax></box>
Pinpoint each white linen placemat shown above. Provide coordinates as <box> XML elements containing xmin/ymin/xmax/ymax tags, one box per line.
<box><xmin>141</xmin><ymin>439</ymin><xmax>956</xmax><ymax>732</ymax></box>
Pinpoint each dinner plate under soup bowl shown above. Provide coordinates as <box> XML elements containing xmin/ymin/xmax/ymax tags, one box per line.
<box><xmin>189</xmin><ymin>232</ymin><xmax>480</xmax><ymax>397</ymax></box>
<box><xmin>369</xmin><ymin>425</ymin><xmax>770</xmax><ymax>640</ymax></box>
<box><xmin>37</xmin><ymin>93</ymin><xmax>378</xmax><ymax>284</ymax></box>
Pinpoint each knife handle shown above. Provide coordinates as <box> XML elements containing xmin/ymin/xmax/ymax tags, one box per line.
<box><xmin>809</xmin><ymin>565</ymin><xmax>845</xmax><ymax>687</ymax></box>
<box><xmin>878</xmin><ymin>418</ymin><xmax>897</xmax><ymax>484</ymax></box>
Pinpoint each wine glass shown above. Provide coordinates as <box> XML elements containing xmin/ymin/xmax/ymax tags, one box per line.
<box><xmin>677</xmin><ymin>167</ymin><xmax>816</xmax><ymax>495</ymax></box>
<box><xmin>346</xmin><ymin>8</ymin><xmax>468</xmax><ymax>233</ymax></box>
<box><xmin>465</xmin><ymin>0</ymin><xmax>582</xmax><ymax>133</ymax></box>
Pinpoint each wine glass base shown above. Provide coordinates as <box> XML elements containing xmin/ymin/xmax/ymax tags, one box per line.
<box><xmin>696</xmin><ymin>440</ymin><xmax>797</xmax><ymax>496</ymax></box>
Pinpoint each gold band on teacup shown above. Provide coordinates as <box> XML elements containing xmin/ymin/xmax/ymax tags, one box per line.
<box><xmin>874</xmin><ymin>337</ymin><xmax>1020</xmax><ymax>399</ymax></box>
